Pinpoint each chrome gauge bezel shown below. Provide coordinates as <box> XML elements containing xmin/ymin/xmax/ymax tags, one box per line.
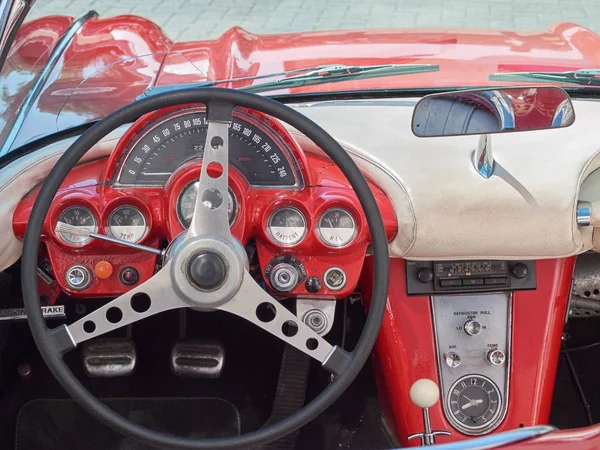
<box><xmin>317</xmin><ymin>208</ymin><xmax>357</xmax><ymax>248</ymax></box>
<box><xmin>177</xmin><ymin>181</ymin><xmax>238</xmax><ymax>228</ymax></box>
<box><xmin>107</xmin><ymin>205</ymin><xmax>148</xmax><ymax>244</ymax></box>
<box><xmin>113</xmin><ymin>107</ymin><xmax>304</xmax><ymax>190</ymax></box>
<box><xmin>446</xmin><ymin>374</ymin><xmax>503</xmax><ymax>434</ymax></box>
<box><xmin>56</xmin><ymin>206</ymin><xmax>97</xmax><ymax>246</ymax></box>
<box><xmin>267</xmin><ymin>206</ymin><xmax>307</xmax><ymax>247</ymax></box>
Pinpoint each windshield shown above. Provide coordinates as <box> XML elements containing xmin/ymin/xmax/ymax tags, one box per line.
<box><xmin>1</xmin><ymin>0</ymin><xmax>599</xmax><ymax>152</ymax></box>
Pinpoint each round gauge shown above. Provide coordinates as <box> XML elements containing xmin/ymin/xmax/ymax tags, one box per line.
<box><xmin>447</xmin><ymin>374</ymin><xmax>502</xmax><ymax>433</ymax></box>
<box><xmin>108</xmin><ymin>206</ymin><xmax>148</xmax><ymax>243</ymax></box>
<box><xmin>267</xmin><ymin>207</ymin><xmax>307</xmax><ymax>246</ymax></box>
<box><xmin>117</xmin><ymin>110</ymin><xmax>298</xmax><ymax>188</ymax></box>
<box><xmin>177</xmin><ymin>181</ymin><xmax>237</xmax><ymax>228</ymax></box>
<box><xmin>56</xmin><ymin>206</ymin><xmax>97</xmax><ymax>246</ymax></box>
<box><xmin>317</xmin><ymin>208</ymin><xmax>357</xmax><ymax>247</ymax></box>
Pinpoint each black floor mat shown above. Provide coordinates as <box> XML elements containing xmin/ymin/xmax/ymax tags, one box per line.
<box><xmin>15</xmin><ymin>397</ymin><xmax>240</xmax><ymax>450</ymax></box>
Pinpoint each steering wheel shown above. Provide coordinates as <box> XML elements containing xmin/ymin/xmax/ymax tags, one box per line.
<box><xmin>21</xmin><ymin>88</ymin><xmax>390</xmax><ymax>449</ymax></box>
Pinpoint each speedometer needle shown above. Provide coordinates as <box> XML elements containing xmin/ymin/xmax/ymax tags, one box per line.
<box><xmin>55</xmin><ymin>222</ymin><xmax>164</xmax><ymax>256</ymax></box>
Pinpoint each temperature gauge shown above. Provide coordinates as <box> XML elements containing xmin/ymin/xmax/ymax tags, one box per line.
<box><xmin>317</xmin><ymin>208</ymin><xmax>357</xmax><ymax>247</ymax></box>
<box><xmin>108</xmin><ymin>206</ymin><xmax>148</xmax><ymax>243</ymax></box>
<box><xmin>56</xmin><ymin>206</ymin><xmax>97</xmax><ymax>246</ymax></box>
<box><xmin>267</xmin><ymin>207</ymin><xmax>307</xmax><ymax>246</ymax></box>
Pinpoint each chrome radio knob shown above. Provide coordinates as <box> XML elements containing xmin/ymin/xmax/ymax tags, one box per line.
<box><xmin>464</xmin><ymin>320</ymin><xmax>482</xmax><ymax>336</ymax></box>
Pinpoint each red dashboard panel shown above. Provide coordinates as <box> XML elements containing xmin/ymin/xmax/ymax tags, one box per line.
<box><xmin>13</xmin><ymin>107</ymin><xmax>398</xmax><ymax>300</ymax></box>
<box><xmin>359</xmin><ymin>257</ymin><xmax>575</xmax><ymax>447</ymax></box>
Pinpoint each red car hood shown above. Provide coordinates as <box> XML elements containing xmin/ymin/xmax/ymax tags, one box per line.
<box><xmin>3</xmin><ymin>15</ymin><xmax>600</xmax><ymax>148</ymax></box>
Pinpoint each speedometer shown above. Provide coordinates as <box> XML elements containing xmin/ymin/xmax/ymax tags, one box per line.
<box><xmin>116</xmin><ymin>109</ymin><xmax>300</xmax><ymax>188</ymax></box>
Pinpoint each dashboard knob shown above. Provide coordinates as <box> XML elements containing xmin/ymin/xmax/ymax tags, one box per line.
<box><xmin>511</xmin><ymin>263</ymin><xmax>528</xmax><ymax>279</ymax></box>
<box><xmin>269</xmin><ymin>263</ymin><xmax>299</xmax><ymax>292</ymax></box>
<box><xmin>417</xmin><ymin>268</ymin><xmax>434</xmax><ymax>283</ymax></box>
<box><xmin>409</xmin><ymin>379</ymin><xmax>440</xmax><ymax>409</ymax></box>
<box><xmin>305</xmin><ymin>276</ymin><xmax>322</xmax><ymax>293</ymax></box>
<box><xmin>487</xmin><ymin>349</ymin><xmax>506</xmax><ymax>366</ymax></box>
<box><xmin>66</xmin><ymin>265</ymin><xmax>92</xmax><ymax>291</ymax></box>
<box><xmin>464</xmin><ymin>320</ymin><xmax>482</xmax><ymax>336</ymax></box>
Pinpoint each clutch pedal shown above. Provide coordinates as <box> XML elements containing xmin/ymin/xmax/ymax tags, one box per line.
<box><xmin>82</xmin><ymin>338</ymin><xmax>137</xmax><ymax>377</ymax></box>
<box><xmin>170</xmin><ymin>340</ymin><xmax>224</xmax><ymax>378</ymax></box>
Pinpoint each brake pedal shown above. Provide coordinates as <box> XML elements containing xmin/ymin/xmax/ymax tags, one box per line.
<box><xmin>170</xmin><ymin>340</ymin><xmax>224</xmax><ymax>378</ymax></box>
<box><xmin>82</xmin><ymin>338</ymin><xmax>137</xmax><ymax>377</ymax></box>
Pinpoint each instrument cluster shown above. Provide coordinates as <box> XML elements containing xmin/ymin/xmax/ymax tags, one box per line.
<box><xmin>12</xmin><ymin>105</ymin><xmax>398</xmax><ymax>302</ymax></box>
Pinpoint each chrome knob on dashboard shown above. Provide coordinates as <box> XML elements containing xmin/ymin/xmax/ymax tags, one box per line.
<box><xmin>65</xmin><ymin>265</ymin><xmax>92</xmax><ymax>291</ymax></box>
<box><xmin>487</xmin><ymin>349</ymin><xmax>506</xmax><ymax>366</ymax></box>
<box><xmin>269</xmin><ymin>263</ymin><xmax>299</xmax><ymax>292</ymax></box>
<box><xmin>408</xmin><ymin>379</ymin><xmax>451</xmax><ymax>446</ymax></box>
<box><xmin>464</xmin><ymin>320</ymin><xmax>482</xmax><ymax>336</ymax></box>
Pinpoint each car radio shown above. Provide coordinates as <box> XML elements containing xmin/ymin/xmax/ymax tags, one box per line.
<box><xmin>405</xmin><ymin>260</ymin><xmax>536</xmax><ymax>295</ymax></box>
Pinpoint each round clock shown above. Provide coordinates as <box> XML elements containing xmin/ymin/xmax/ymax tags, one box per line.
<box><xmin>447</xmin><ymin>374</ymin><xmax>503</xmax><ymax>434</ymax></box>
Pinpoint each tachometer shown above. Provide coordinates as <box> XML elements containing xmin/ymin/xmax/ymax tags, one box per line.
<box><xmin>107</xmin><ymin>206</ymin><xmax>148</xmax><ymax>243</ymax></box>
<box><xmin>317</xmin><ymin>208</ymin><xmax>357</xmax><ymax>247</ymax></box>
<box><xmin>267</xmin><ymin>207</ymin><xmax>307</xmax><ymax>246</ymax></box>
<box><xmin>56</xmin><ymin>206</ymin><xmax>97</xmax><ymax>246</ymax></box>
<box><xmin>116</xmin><ymin>109</ymin><xmax>300</xmax><ymax>188</ymax></box>
<box><xmin>177</xmin><ymin>181</ymin><xmax>237</xmax><ymax>228</ymax></box>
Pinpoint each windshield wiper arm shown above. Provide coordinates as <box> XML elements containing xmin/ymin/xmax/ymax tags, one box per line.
<box><xmin>489</xmin><ymin>69</ymin><xmax>600</xmax><ymax>86</ymax></box>
<box><xmin>138</xmin><ymin>63</ymin><xmax>440</xmax><ymax>99</ymax></box>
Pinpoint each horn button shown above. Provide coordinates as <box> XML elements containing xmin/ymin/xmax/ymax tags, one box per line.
<box><xmin>186</xmin><ymin>251</ymin><xmax>228</xmax><ymax>291</ymax></box>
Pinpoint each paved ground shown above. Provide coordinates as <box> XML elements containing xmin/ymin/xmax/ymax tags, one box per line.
<box><xmin>28</xmin><ymin>0</ymin><xmax>600</xmax><ymax>42</ymax></box>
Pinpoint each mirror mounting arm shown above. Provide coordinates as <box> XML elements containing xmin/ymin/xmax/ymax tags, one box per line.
<box><xmin>472</xmin><ymin>134</ymin><xmax>494</xmax><ymax>179</ymax></box>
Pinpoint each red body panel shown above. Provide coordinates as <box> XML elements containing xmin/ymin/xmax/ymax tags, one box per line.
<box><xmin>6</xmin><ymin>15</ymin><xmax>600</xmax><ymax>147</ymax></box>
<box><xmin>7</xmin><ymin>13</ymin><xmax>600</xmax><ymax>447</ymax></box>
<box><xmin>359</xmin><ymin>257</ymin><xmax>575</xmax><ymax>446</ymax></box>
<box><xmin>12</xmin><ymin>109</ymin><xmax>397</xmax><ymax>298</ymax></box>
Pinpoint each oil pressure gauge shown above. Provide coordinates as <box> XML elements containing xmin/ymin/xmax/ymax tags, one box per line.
<box><xmin>267</xmin><ymin>207</ymin><xmax>307</xmax><ymax>246</ymax></box>
<box><xmin>317</xmin><ymin>208</ymin><xmax>357</xmax><ymax>247</ymax></box>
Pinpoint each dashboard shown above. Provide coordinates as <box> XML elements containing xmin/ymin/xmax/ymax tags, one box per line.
<box><xmin>12</xmin><ymin>105</ymin><xmax>397</xmax><ymax>302</ymax></box>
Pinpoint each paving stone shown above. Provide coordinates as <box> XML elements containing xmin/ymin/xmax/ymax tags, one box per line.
<box><xmin>22</xmin><ymin>0</ymin><xmax>600</xmax><ymax>43</ymax></box>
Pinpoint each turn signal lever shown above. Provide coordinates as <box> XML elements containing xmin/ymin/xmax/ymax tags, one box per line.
<box><xmin>407</xmin><ymin>379</ymin><xmax>451</xmax><ymax>446</ymax></box>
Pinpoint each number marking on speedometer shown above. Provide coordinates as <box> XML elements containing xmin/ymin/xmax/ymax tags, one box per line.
<box><xmin>116</xmin><ymin>110</ymin><xmax>300</xmax><ymax>188</ymax></box>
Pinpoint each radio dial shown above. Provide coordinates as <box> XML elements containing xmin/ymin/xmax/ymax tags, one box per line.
<box><xmin>417</xmin><ymin>268</ymin><xmax>434</xmax><ymax>283</ymax></box>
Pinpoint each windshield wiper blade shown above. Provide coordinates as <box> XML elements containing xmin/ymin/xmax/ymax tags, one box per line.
<box><xmin>138</xmin><ymin>63</ymin><xmax>440</xmax><ymax>99</ymax></box>
<box><xmin>489</xmin><ymin>69</ymin><xmax>600</xmax><ymax>86</ymax></box>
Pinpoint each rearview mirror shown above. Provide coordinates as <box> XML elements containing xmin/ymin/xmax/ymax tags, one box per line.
<box><xmin>411</xmin><ymin>87</ymin><xmax>574</xmax><ymax>137</ymax></box>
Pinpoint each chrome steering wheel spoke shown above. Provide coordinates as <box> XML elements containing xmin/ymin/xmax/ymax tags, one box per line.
<box><xmin>64</xmin><ymin>261</ymin><xmax>184</xmax><ymax>348</ymax></box>
<box><xmin>219</xmin><ymin>270</ymin><xmax>351</xmax><ymax>375</ymax></box>
<box><xmin>188</xmin><ymin>105</ymin><xmax>233</xmax><ymax>240</ymax></box>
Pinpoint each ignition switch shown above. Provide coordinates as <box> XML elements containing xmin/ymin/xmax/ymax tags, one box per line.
<box><xmin>264</xmin><ymin>256</ymin><xmax>307</xmax><ymax>293</ymax></box>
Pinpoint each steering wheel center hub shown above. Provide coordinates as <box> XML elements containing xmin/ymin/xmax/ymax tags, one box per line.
<box><xmin>186</xmin><ymin>250</ymin><xmax>227</xmax><ymax>290</ymax></box>
<box><xmin>170</xmin><ymin>234</ymin><xmax>247</xmax><ymax>309</ymax></box>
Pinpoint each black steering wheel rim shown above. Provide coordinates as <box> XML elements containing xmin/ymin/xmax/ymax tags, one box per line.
<box><xmin>21</xmin><ymin>88</ymin><xmax>390</xmax><ymax>449</ymax></box>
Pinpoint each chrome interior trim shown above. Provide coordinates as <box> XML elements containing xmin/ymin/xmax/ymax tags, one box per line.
<box><xmin>432</xmin><ymin>292</ymin><xmax>512</xmax><ymax>436</ymax></box>
<box><xmin>113</xmin><ymin>107</ymin><xmax>304</xmax><ymax>190</ymax></box>
<box><xmin>472</xmin><ymin>134</ymin><xmax>494</xmax><ymax>179</ymax></box>
<box><xmin>0</xmin><ymin>10</ymin><xmax>98</xmax><ymax>156</ymax></box>
<box><xmin>399</xmin><ymin>425</ymin><xmax>556</xmax><ymax>450</ymax></box>
<box><xmin>577</xmin><ymin>201</ymin><xmax>591</xmax><ymax>226</ymax></box>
